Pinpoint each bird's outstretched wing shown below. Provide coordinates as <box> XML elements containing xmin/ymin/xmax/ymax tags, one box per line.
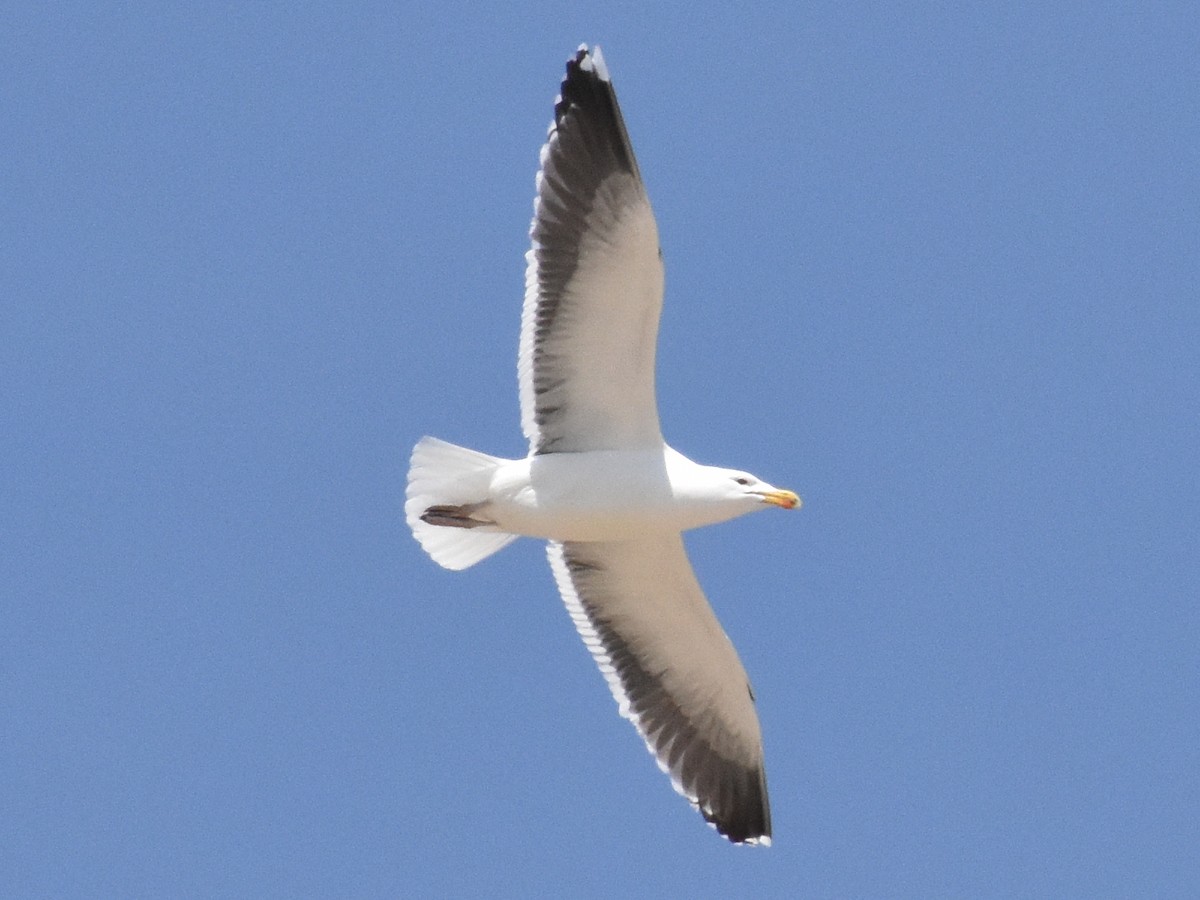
<box><xmin>547</xmin><ymin>536</ymin><xmax>772</xmax><ymax>845</ymax></box>
<box><xmin>519</xmin><ymin>46</ymin><xmax>665</xmax><ymax>455</ymax></box>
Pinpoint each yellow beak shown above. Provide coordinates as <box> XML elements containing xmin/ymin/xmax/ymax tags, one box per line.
<box><xmin>759</xmin><ymin>489</ymin><xmax>801</xmax><ymax>510</ymax></box>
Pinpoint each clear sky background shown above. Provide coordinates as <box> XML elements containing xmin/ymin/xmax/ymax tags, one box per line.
<box><xmin>4</xmin><ymin>3</ymin><xmax>1198</xmax><ymax>897</ymax></box>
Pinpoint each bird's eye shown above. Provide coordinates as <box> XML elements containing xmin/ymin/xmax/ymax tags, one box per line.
<box><xmin>733</xmin><ymin>476</ymin><xmax>752</xmax><ymax>486</ymax></box>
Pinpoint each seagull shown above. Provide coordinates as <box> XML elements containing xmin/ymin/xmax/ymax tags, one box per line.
<box><xmin>406</xmin><ymin>45</ymin><xmax>799</xmax><ymax>845</ymax></box>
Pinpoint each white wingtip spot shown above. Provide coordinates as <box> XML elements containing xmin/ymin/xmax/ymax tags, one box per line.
<box><xmin>574</xmin><ymin>44</ymin><xmax>611</xmax><ymax>82</ymax></box>
<box><xmin>591</xmin><ymin>45</ymin><xmax>610</xmax><ymax>81</ymax></box>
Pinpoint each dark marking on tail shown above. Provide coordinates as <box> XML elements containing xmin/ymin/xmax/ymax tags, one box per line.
<box><xmin>420</xmin><ymin>503</ymin><xmax>493</xmax><ymax>529</ymax></box>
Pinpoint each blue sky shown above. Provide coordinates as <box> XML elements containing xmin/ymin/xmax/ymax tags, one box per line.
<box><xmin>4</xmin><ymin>3</ymin><xmax>1198</xmax><ymax>897</ymax></box>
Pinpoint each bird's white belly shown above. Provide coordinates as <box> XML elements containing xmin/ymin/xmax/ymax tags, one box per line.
<box><xmin>485</xmin><ymin>449</ymin><xmax>725</xmax><ymax>541</ymax></box>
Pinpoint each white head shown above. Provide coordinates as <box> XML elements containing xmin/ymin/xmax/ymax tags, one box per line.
<box><xmin>662</xmin><ymin>451</ymin><xmax>801</xmax><ymax>530</ymax></box>
<box><xmin>672</xmin><ymin>463</ymin><xmax>801</xmax><ymax>530</ymax></box>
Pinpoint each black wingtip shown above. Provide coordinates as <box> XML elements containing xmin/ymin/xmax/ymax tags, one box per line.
<box><xmin>554</xmin><ymin>45</ymin><xmax>638</xmax><ymax>179</ymax></box>
<box><xmin>704</xmin><ymin>764</ymin><xmax>773</xmax><ymax>846</ymax></box>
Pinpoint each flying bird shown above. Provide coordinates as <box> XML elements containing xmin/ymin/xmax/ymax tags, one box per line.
<box><xmin>406</xmin><ymin>45</ymin><xmax>799</xmax><ymax>845</ymax></box>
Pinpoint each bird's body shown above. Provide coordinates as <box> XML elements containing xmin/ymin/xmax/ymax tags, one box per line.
<box><xmin>426</xmin><ymin>443</ymin><xmax>795</xmax><ymax>543</ymax></box>
<box><xmin>406</xmin><ymin>45</ymin><xmax>798</xmax><ymax>845</ymax></box>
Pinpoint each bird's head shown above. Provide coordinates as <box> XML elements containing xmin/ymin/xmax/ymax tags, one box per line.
<box><xmin>721</xmin><ymin>469</ymin><xmax>801</xmax><ymax>511</ymax></box>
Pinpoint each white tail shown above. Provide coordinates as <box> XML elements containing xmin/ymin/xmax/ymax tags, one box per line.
<box><xmin>405</xmin><ymin>436</ymin><xmax>517</xmax><ymax>570</ymax></box>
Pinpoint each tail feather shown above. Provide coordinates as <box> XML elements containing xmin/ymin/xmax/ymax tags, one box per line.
<box><xmin>405</xmin><ymin>436</ymin><xmax>517</xmax><ymax>570</ymax></box>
